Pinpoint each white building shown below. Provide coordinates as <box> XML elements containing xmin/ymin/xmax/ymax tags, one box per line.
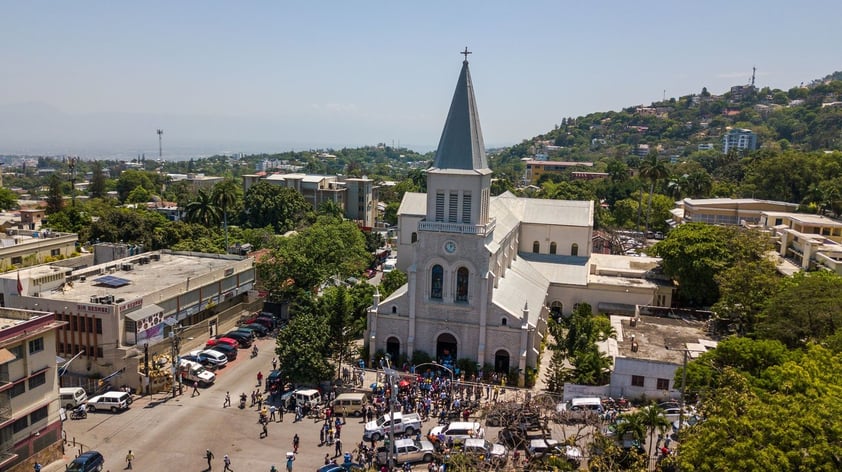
<box><xmin>366</xmin><ymin>58</ymin><xmax>673</xmax><ymax>386</ymax></box>
<box><xmin>722</xmin><ymin>128</ymin><xmax>757</xmax><ymax>153</ymax></box>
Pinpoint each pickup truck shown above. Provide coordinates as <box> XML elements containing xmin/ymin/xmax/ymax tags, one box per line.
<box><xmin>179</xmin><ymin>359</ymin><xmax>216</xmax><ymax>387</ymax></box>
<box><xmin>363</xmin><ymin>412</ymin><xmax>423</xmax><ymax>441</ymax></box>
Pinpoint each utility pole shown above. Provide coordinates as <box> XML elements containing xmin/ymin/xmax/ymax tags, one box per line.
<box><xmin>68</xmin><ymin>156</ymin><xmax>78</xmax><ymax>206</ymax></box>
<box><xmin>168</xmin><ymin>322</ymin><xmax>184</xmax><ymax>398</ymax></box>
<box><xmin>157</xmin><ymin>129</ymin><xmax>164</xmax><ymax>161</ymax></box>
<box><xmin>381</xmin><ymin>356</ymin><xmax>397</xmax><ymax>468</ymax></box>
<box><xmin>678</xmin><ymin>348</ymin><xmax>688</xmax><ymax>432</ymax></box>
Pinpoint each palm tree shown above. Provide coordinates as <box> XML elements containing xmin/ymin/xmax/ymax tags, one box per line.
<box><xmin>638</xmin><ymin>403</ymin><xmax>670</xmax><ymax>460</ymax></box>
<box><xmin>185</xmin><ymin>189</ymin><xmax>220</xmax><ymax>227</ymax></box>
<box><xmin>639</xmin><ymin>153</ymin><xmax>669</xmax><ymax>235</ymax></box>
<box><xmin>614</xmin><ymin>411</ymin><xmax>648</xmax><ymax>450</ymax></box>
<box><xmin>212</xmin><ymin>179</ymin><xmax>241</xmax><ymax>252</ymax></box>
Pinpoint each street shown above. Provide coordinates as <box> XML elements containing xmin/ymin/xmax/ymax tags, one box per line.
<box><xmin>58</xmin><ymin>337</ymin><xmax>365</xmax><ymax>472</ymax></box>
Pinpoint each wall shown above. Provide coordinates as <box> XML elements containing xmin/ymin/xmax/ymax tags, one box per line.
<box><xmin>609</xmin><ymin>357</ymin><xmax>680</xmax><ymax>402</ymax></box>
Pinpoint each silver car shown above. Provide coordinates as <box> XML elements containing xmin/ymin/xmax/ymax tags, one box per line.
<box><xmin>462</xmin><ymin>438</ymin><xmax>509</xmax><ymax>465</ymax></box>
<box><xmin>376</xmin><ymin>438</ymin><xmax>436</xmax><ymax>466</ymax></box>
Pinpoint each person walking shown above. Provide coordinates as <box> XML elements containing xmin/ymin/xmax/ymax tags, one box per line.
<box><xmin>257</xmin><ymin>371</ymin><xmax>263</xmax><ymax>387</ymax></box>
<box><xmin>285</xmin><ymin>454</ymin><xmax>294</xmax><ymax>472</ymax></box>
<box><xmin>293</xmin><ymin>434</ymin><xmax>300</xmax><ymax>454</ymax></box>
<box><xmin>33</xmin><ymin>463</ymin><xmax>42</xmax><ymax>472</ymax></box>
<box><xmin>125</xmin><ymin>450</ymin><xmax>135</xmax><ymax>469</ymax></box>
<box><xmin>192</xmin><ymin>380</ymin><xmax>201</xmax><ymax>397</ymax></box>
<box><xmin>334</xmin><ymin>438</ymin><xmax>342</xmax><ymax>458</ymax></box>
<box><xmin>223</xmin><ymin>391</ymin><xmax>231</xmax><ymax>408</ymax></box>
<box><xmin>205</xmin><ymin>449</ymin><xmax>214</xmax><ymax>469</ymax></box>
<box><xmin>269</xmin><ymin>405</ymin><xmax>277</xmax><ymax>422</ymax></box>
<box><xmin>272</xmin><ymin>357</ymin><xmax>278</xmax><ymax>370</ymax></box>
<box><xmin>278</xmin><ymin>404</ymin><xmax>284</xmax><ymax>422</ymax></box>
<box><xmin>223</xmin><ymin>454</ymin><xmax>232</xmax><ymax>472</ymax></box>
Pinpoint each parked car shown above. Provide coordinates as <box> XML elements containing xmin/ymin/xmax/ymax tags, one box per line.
<box><xmin>250</xmin><ymin>316</ymin><xmax>276</xmax><ymax>331</ymax></box>
<box><xmin>205</xmin><ymin>337</ymin><xmax>239</xmax><ymax>349</ymax></box>
<box><xmin>66</xmin><ymin>450</ymin><xmax>105</xmax><ymax>472</ymax></box>
<box><xmin>180</xmin><ymin>354</ymin><xmax>205</xmax><ymax>366</ymax></box>
<box><xmin>375</xmin><ymin>438</ymin><xmax>435</xmax><ymax>466</ymax></box>
<box><xmin>191</xmin><ymin>349</ymin><xmax>228</xmax><ymax>368</ymax></box>
<box><xmin>222</xmin><ymin>331</ymin><xmax>252</xmax><ymax>348</ymax></box>
<box><xmin>461</xmin><ymin>438</ymin><xmax>509</xmax><ymax>466</ymax></box>
<box><xmin>231</xmin><ymin>327</ymin><xmax>257</xmax><ymax>340</ymax></box>
<box><xmin>208</xmin><ymin>343</ymin><xmax>238</xmax><ymax>361</ymax></box>
<box><xmin>243</xmin><ymin>323</ymin><xmax>269</xmax><ymax>337</ymax></box>
<box><xmin>265</xmin><ymin>369</ymin><xmax>285</xmax><ymax>393</ymax></box>
<box><xmin>86</xmin><ymin>392</ymin><xmax>131</xmax><ymax>413</ymax></box>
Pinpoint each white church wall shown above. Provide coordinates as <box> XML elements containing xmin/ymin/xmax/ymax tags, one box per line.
<box><xmin>519</xmin><ymin>224</ymin><xmax>592</xmax><ymax>256</ymax></box>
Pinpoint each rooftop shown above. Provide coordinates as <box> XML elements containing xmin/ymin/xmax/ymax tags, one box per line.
<box><xmin>613</xmin><ymin>315</ymin><xmax>716</xmax><ymax>364</ymax></box>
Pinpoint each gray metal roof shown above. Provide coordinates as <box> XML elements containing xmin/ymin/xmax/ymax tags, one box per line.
<box><xmin>432</xmin><ymin>60</ymin><xmax>488</xmax><ymax>171</ymax></box>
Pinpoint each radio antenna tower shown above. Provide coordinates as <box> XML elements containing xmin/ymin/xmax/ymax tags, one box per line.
<box><xmin>156</xmin><ymin>129</ymin><xmax>164</xmax><ymax>160</ymax></box>
<box><xmin>751</xmin><ymin>66</ymin><xmax>756</xmax><ymax>88</ymax></box>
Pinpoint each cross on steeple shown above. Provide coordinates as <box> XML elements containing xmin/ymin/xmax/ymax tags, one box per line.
<box><xmin>461</xmin><ymin>47</ymin><xmax>472</xmax><ymax>63</ymax></box>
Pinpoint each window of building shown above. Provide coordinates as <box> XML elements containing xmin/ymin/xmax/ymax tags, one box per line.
<box><xmin>456</xmin><ymin>267</ymin><xmax>469</xmax><ymax>302</ymax></box>
<box><xmin>532</xmin><ymin>241</ymin><xmax>540</xmax><ymax>253</ymax></box>
<box><xmin>411</xmin><ymin>232</ymin><xmax>417</xmax><ymax>243</ymax></box>
<box><xmin>461</xmin><ymin>192</ymin><xmax>471</xmax><ymax>223</ymax></box>
<box><xmin>51</xmin><ymin>248</ymin><xmax>61</xmax><ymax>256</ymax></box>
<box><xmin>549</xmin><ymin>242</ymin><xmax>557</xmax><ymax>255</ymax></box>
<box><xmin>501</xmin><ymin>318</ymin><xmax>507</xmax><ymax>326</ymax></box>
<box><xmin>631</xmin><ymin>375</ymin><xmax>645</xmax><ymax>387</ymax></box>
<box><xmin>8</xmin><ymin>344</ymin><xmax>23</xmax><ymax>360</ymax></box>
<box><xmin>391</xmin><ymin>306</ymin><xmax>397</xmax><ymax>314</ymax></box>
<box><xmin>10</xmin><ymin>382</ymin><xmax>25</xmax><ymax>398</ymax></box>
<box><xmin>571</xmin><ymin>243</ymin><xmax>579</xmax><ymax>256</ymax></box>
<box><xmin>656</xmin><ymin>378</ymin><xmax>670</xmax><ymax>390</ymax></box>
<box><xmin>96</xmin><ymin>318</ymin><xmax>103</xmax><ymax>334</ymax></box>
<box><xmin>96</xmin><ymin>347</ymin><xmax>103</xmax><ymax>358</ymax></box>
<box><xmin>30</xmin><ymin>405</ymin><xmax>48</xmax><ymax>423</ymax></box>
<box><xmin>11</xmin><ymin>256</ymin><xmax>22</xmax><ymax>265</ymax></box>
<box><xmin>430</xmin><ymin>265</ymin><xmax>443</xmax><ymax>300</ymax></box>
<box><xmin>448</xmin><ymin>192</ymin><xmax>458</xmax><ymax>223</ymax></box>
<box><xmin>12</xmin><ymin>417</ymin><xmax>27</xmax><ymax>433</ymax></box>
<box><xmin>435</xmin><ymin>192</ymin><xmax>445</xmax><ymax>222</ymax></box>
<box><xmin>28</xmin><ymin>337</ymin><xmax>44</xmax><ymax>354</ymax></box>
<box><xmin>28</xmin><ymin>372</ymin><xmax>46</xmax><ymax>390</ymax></box>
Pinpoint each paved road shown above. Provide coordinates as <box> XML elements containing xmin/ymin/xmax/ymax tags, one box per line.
<box><xmin>57</xmin><ymin>336</ymin><xmax>369</xmax><ymax>472</ymax></box>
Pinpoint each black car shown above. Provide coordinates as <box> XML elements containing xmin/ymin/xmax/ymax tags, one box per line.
<box><xmin>243</xmin><ymin>323</ymin><xmax>269</xmax><ymax>337</ymax></box>
<box><xmin>222</xmin><ymin>331</ymin><xmax>252</xmax><ymax>348</ymax></box>
<box><xmin>208</xmin><ymin>343</ymin><xmax>238</xmax><ymax>361</ymax></box>
<box><xmin>66</xmin><ymin>450</ymin><xmax>105</xmax><ymax>472</ymax></box>
<box><xmin>265</xmin><ymin>369</ymin><xmax>285</xmax><ymax>392</ymax></box>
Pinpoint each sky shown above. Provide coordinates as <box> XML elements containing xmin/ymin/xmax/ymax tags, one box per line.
<box><xmin>1</xmin><ymin>1</ymin><xmax>841</xmax><ymax>160</ymax></box>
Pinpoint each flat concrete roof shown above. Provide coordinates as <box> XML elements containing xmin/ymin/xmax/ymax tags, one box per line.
<box><xmin>614</xmin><ymin>315</ymin><xmax>715</xmax><ymax>364</ymax></box>
<box><xmin>38</xmin><ymin>252</ymin><xmax>243</xmax><ymax>304</ymax></box>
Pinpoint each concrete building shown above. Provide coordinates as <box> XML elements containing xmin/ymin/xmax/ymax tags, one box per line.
<box><xmin>367</xmin><ymin>58</ymin><xmax>673</xmax><ymax>386</ymax></box>
<box><xmin>757</xmin><ymin>212</ymin><xmax>842</xmax><ymax>274</ymax></box>
<box><xmin>521</xmin><ymin>160</ymin><xmax>594</xmax><ymax>185</ymax></box>
<box><xmin>669</xmin><ymin>197</ymin><xmax>799</xmax><ymax>227</ymax></box>
<box><xmin>0</xmin><ymin>308</ymin><xmax>64</xmax><ymax>470</ymax></box>
<box><xmin>722</xmin><ymin>128</ymin><xmax>757</xmax><ymax>153</ymax></box>
<box><xmin>242</xmin><ymin>173</ymin><xmax>378</xmax><ymax>228</ymax></box>
<box><xmin>0</xmin><ymin>250</ymin><xmax>255</xmax><ymax>392</ymax></box>
<box><xmin>0</xmin><ymin>230</ymin><xmax>78</xmax><ymax>274</ymax></box>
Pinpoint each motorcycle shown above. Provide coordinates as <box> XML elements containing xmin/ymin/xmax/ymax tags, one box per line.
<box><xmin>251</xmin><ymin>346</ymin><xmax>259</xmax><ymax>358</ymax></box>
<box><xmin>239</xmin><ymin>393</ymin><xmax>247</xmax><ymax>409</ymax></box>
<box><xmin>70</xmin><ymin>406</ymin><xmax>87</xmax><ymax>420</ymax></box>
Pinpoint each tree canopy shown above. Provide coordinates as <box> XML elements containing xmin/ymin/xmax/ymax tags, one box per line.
<box><xmin>242</xmin><ymin>181</ymin><xmax>311</xmax><ymax>233</ymax></box>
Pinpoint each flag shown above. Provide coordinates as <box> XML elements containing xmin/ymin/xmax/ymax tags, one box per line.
<box><xmin>16</xmin><ymin>271</ymin><xmax>22</xmax><ymax>295</ymax></box>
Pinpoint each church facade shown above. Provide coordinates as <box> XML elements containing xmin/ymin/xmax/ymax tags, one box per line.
<box><xmin>366</xmin><ymin>58</ymin><xmax>673</xmax><ymax>386</ymax></box>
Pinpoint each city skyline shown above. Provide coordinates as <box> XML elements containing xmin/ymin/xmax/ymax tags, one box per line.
<box><xmin>2</xmin><ymin>1</ymin><xmax>841</xmax><ymax>159</ymax></box>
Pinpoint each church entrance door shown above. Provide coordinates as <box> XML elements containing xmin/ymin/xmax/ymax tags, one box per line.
<box><xmin>494</xmin><ymin>350</ymin><xmax>510</xmax><ymax>374</ymax></box>
<box><xmin>436</xmin><ymin>333</ymin><xmax>458</xmax><ymax>371</ymax></box>
<box><xmin>386</xmin><ymin>337</ymin><xmax>400</xmax><ymax>363</ymax></box>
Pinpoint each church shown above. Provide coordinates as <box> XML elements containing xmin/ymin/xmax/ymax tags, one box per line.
<box><xmin>366</xmin><ymin>56</ymin><xmax>673</xmax><ymax>386</ymax></box>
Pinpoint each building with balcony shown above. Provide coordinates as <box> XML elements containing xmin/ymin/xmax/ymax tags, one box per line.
<box><xmin>0</xmin><ymin>251</ymin><xmax>254</xmax><ymax>393</ymax></box>
<box><xmin>521</xmin><ymin>159</ymin><xmax>594</xmax><ymax>185</ymax></box>
<box><xmin>367</xmin><ymin>58</ymin><xmax>673</xmax><ymax>386</ymax></box>
<box><xmin>0</xmin><ymin>308</ymin><xmax>64</xmax><ymax>470</ymax></box>
<box><xmin>669</xmin><ymin>198</ymin><xmax>799</xmax><ymax>227</ymax></box>
<box><xmin>757</xmin><ymin>212</ymin><xmax>842</xmax><ymax>275</ymax></box>
<box><xmin>0</xmin><ymin>230</ymin><xmax>78</xmax><ymax>273</ymax></box>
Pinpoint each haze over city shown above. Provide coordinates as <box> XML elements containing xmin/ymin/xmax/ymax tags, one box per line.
<box><xmin>2</xmin><ymin>0</ymin><xmax>841</xmax><ymax>159</ymax></box>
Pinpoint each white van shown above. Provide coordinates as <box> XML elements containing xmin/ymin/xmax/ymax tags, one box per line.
<box><xmin>60</xmin><ymin>387</ymin><xmax>87</xmax><ymax>410</ymax></box>
<box><xmin>283</xmin><ymin>388</ymin><xmax>322</xmax><ymax>410</ymax></box>
<box><xmin>383</xmin><ymin>258</ymin><xmax>397</xmax><ymax>273</ymax></box>
<box><xmin>427</xmin><ymin>421</ymin><xmax>483</xmax><ymax>445</ymax></box>
<box><xmin>556</xmin><ymin>397</ymin><xmax>603</xmax><ymax>423</ymax></box>
<box><xmin>332</xmin><ymin>392</ymin><xmax>369</xmax><ymax>417</ymax></box>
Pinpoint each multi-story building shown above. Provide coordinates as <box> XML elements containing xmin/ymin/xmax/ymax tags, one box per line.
<box><xmin>0</xmin><ymin>230</ymin><xmax>77</xmax><ymax>274</ymax></box>
<box><xmin>0</xmin><ymin>308</ymin><xmax>64</xmax><ymax>470</ymax></box>
<box><xmin>242</xmin><ymin>173</ymin><xmax>378</xmax><ymax>228</ymax></box>
<box><xmin>1</xmin><ymin>250</ymin><xmax>255</xmax><ymax>393</ymax></box>
<box><xmin>670</xmin><ymin>198</ymin><xmax>799</xmax><ymax>227</ymax></box>
<box><xmin>521</xmin><ymin>160</ymin><xmax>594</xmax><ymax>185</ymax></box>
<box><xmin>722</xmin><ymin>128</ymin><xmax>757</xmax><ymax>153</ymax></box>
<box><xmin>758</xmin><ymin>212</ymin><xmax>842</xmax><ymax>274</ymax></box>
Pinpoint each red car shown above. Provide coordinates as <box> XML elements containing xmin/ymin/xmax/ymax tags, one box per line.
<box><xmin>205</xmin><ymin>337</ymin><xmax>239</xmax><ymax>349</ymax></box>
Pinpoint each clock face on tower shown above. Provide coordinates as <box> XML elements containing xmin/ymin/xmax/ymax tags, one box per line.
<box><xmin>444</xmin><ymin>240</ymin><xmax>457</xmax><ymax>254</ymax></box>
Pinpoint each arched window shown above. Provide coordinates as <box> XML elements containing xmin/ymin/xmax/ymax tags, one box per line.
<box><xmin>411</xmin><ymin>232</ymin><xmax>417</xmax><ymax>243</ymax></box>
<box><xmin>456</xmin><ymin>267</ymin><xmax>469</xmax><ymax>302</ymax></box>
<box><xmin>550</xmin><ymin>301</ymin><xmax>563</xmax><ymax>321</ymax></box>
<box><xmin>571</xmin><ymin>243</ymin><xmax>579</xmax><ymax>256</ymax></box>
<box><xmin>549</xmin><ymin>242</ymin><xmax>557</xmax><ymax>255</ymax></box>
<box><xmin>391</xmin><ymin>306</ymin><xmax>397</xmax><ymax>314</ymax></box>
<box><xmin>532</xmin><ymin>241</ymin><xmax>540</xmax><ymax>253</ymax></box>
<box><xmin>430</xmin><ymin>265</ymin><xmax>443</xmax><ymax>299</ymax></box>
<box><xmin>501</xmin><ymin>318</ymin><xmax>507</xmax><ymax>326</ymax></box>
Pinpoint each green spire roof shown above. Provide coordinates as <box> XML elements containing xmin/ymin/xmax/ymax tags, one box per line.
<box><xmin>432</xmin><ymin>59</ymin><xmax>488</xmax><ymax>171</ymax></box>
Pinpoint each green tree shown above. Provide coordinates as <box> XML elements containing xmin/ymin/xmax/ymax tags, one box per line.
<box><xmin>637</xmin><ymin>404</ymin><xmax>670</xmax><ymax>459</ymax></box>
<box><xmin>711</xmin><ymin>259</ymin><xmax>780</xmax><ymax>336</ymax></box>
<box><xmin>212</xmin><ymin>179</ymin><xmax>241</xmax><ymax>251</ymax></box>
<box><xmin>318</xmin><ymin>286</ymin><xmax>356</xmax><ymax>379</ymax></box>
<box><xmin>45</xmin><ymin>173</ymin><xmax>64</xmax><ymax>214</ymax></box>
<box><xmin>242</xmin><ymin>181</ymin><xmax>311</xmax><ymax>233</ymax></box>
<box><xmin>89</xmin><ymin>161</ymin><xmax>107</xmax><ymax>198</ymax></box>
<box><xmin>638</xmin><ymin>153</ymin><xmax>669</xmax><ymax>235</ymax></box>
<box><xmin>274</xmin><ymin>312</ymin><xmax>333</xmax><ymax>384</ymax></box>
<box><xmin>184</xmin><ymin>189</ymin><xmax>221</xmax><ymax>227</ymax></box>
<box><xmin>0</xmin><ymin>187</ymin><xmax>17</xmax><ymax>210</ymax></box>
<box><xmin>380</xmin><ymin>269</ymin><xmax>407</xmax><ymax>298</ymax></box>
<box><xmin>115</xmin><ymin>170</ymin><xmax>157</xmax><ymax>202</ymax></box>
<box><xmin>125</xmin><ymin>186</ymin><xmax>152</xmax><ymax>204</ymax></box>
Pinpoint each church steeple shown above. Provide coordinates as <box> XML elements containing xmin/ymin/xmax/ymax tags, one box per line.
<box><xmin>432</xmin><ymin>50</ymin><xmax>488</xmax><ymax>171</ymax></box>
